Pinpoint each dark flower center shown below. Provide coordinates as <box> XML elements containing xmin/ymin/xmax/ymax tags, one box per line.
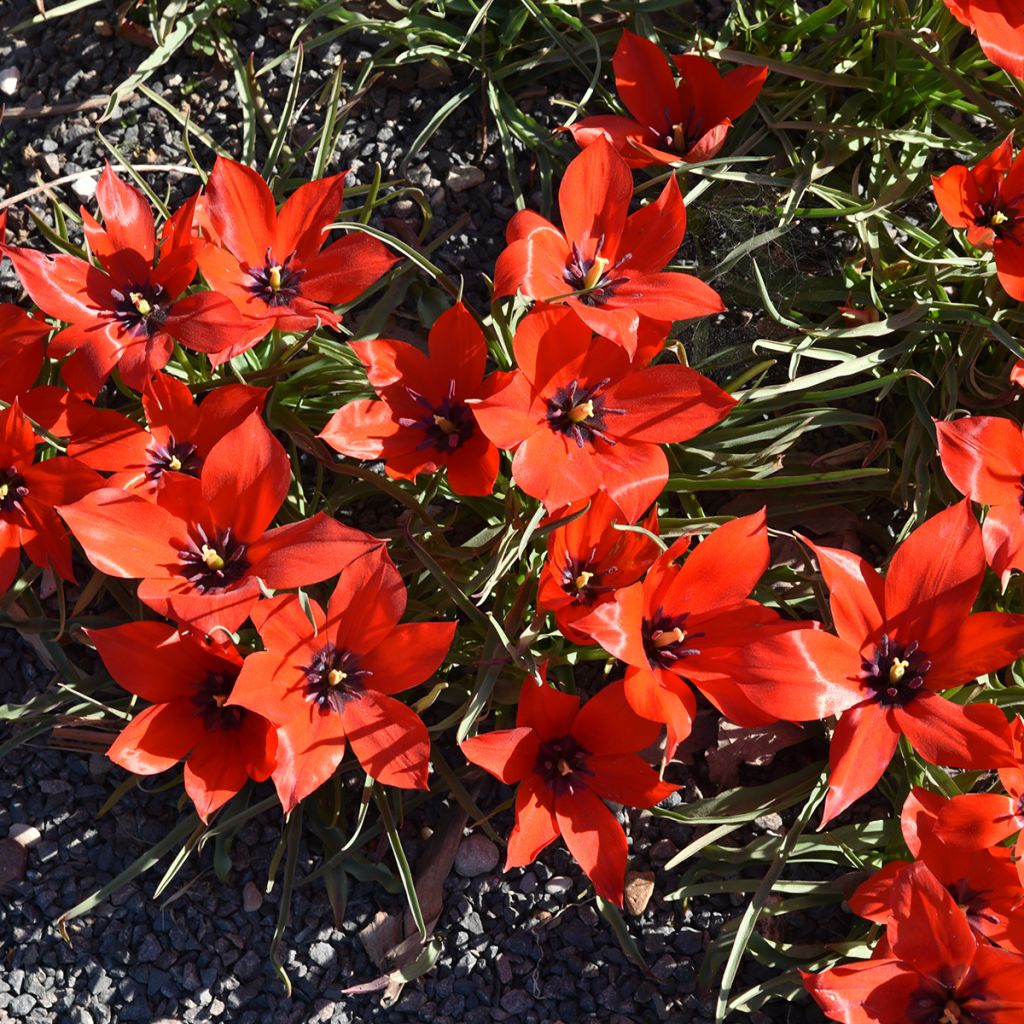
<box><xmin>302</xmin><ymin>643</ymin><xmax>374</xmax><ymax>715</ymax></box>
<box><xmin>535</xmin><ymin>734</ymin><xmax>591</xmax><ymax>797</ymax></box>
<box><xmin>191</xmin><ymin>670</ymin><xmax>245</xmax><ymax>732</ymax></box>
<box><xmin>0</xmin><ymin>467</ymin><xmax>29</xmax><ymax>516</ymax></box>
<box><xmin>563</xmin><ymin>235</ymin><xmax>630</xmax><ymax>305</ymax></box>
<box><xmin>657</xmin><ymin>105</ymin><xmax>706</xmax><ymax>155</ymax></box>
<box><xmin>178</xmin><ymin>525</ymin><xmax>249</xmax><ymax>593</ymax></box>
<box><xmin>111</xmin><ymin>282</ymin><xmax>167</xmax><ymax>337</ymax></box>
<box><xmin>246</xmin><ymin>248</ymin><xmax>304</xmax><ymax>307</ymax></box>
<box><xmin>546</xmin><ymin>377</ymin><xmax>625</xmax><ymax>448</ymax></box>
<box><xmin>947</xmin><ymin>878</ymin><xmax>1000</xmax><ymax>929</ymax></box>
<box><xmin>559</xmin><ymin>549</ymin><xmax>617</xmax><ymax>605</ymax></box>
<box><xmin>642</xmin><ymin>609</ymin><xmax>703</xmax><ymax>668</ymax></box>
<box><xmin>862</xmin><ymin>634</ymin><xmax>931</xmax><ymax>708</ymax></box>
<box><xmin>907</xmin><ymin>992</ymin><xmax>967</xmax><ymax>1024</ymax></box>
<box><xmin>396</xmin><ymin>379</ymin><xmax>476</xmax><ymax>454</ymax></box>
<box><xmin>146</xmin><ymin>435</ymin><xmax>201</xmax><ymax>480</ymax></box>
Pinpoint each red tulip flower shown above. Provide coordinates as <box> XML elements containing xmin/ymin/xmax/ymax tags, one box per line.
<box><xmin>566</xmin><ymin>30</ymin><xmax>766</xmax><ymax>167</ymax></box>
<box><xmin>936</xmin><ymin>414</ymin><xmax>1024</xmax><ymax>579</ymax></box>
<box><xmin>470</xmin><ymin>307</ymin><xmax>735</xmax><ymax>522</ymax></box>
<box><xmin>537</xmin><ymin>492</ymin><xmax>661</xmax><ymax>645</ymax></box>
<box><xmin>935</xmin><ymin>719</ymin><xmax>1024</xmax><ymax>885</ymax></box>
<box><xmin>460</xmin><ymin>671</ymin><xmax>676</xmax><ymax>905</ymax></box>
<box><xmin>23</xmin><ymin>373</ymin><xmax>265</xmax><ymax>500</ymax></box>
<box><xmin>0</xmin><ymin>400</ymin><xmax>103</xmax><ymax>594</ymax></box>
<box><xmin>228</xmin><ymin>545</ymin><xmax>455</xmax><ymax>811</ymax></box>
<box><xmin>91</xmin><ymin>622</ymin><xmax>276</xmax><ymax>822</ymax></box>
<box><xmin>851</xmin><ymin>787</ymin><xmax>1024</xmax><ymax>953</ymax></box>
<box><xmin>196</xmin><ymin>157</ymin><xmax>399</xmax><ymax>358</ymax></box>
<box><xmin>1</xmin><ymin>165</ymin><xmax>258</xmax><ymax>397</ymax></box>
<box><xmin>932</xmin><ymin>135</ymin><xmax>1024</xmax><ymax>300</ymax></box>
<box><xmin>492</xmin><ymin>137</ymin><xmax>724</xmax><ymax>356</ymax></box>
<box><xmin>805</xmin><ymin>861</ymin><xmax>1024</xmax><ymax>1024</ymax></box>
<box><xmin>729</xmin><ymin>501</ymin><xmax>1021</xmax><ymax>827</ymax></box>
<box><xmin>0</xmin><ymin>305</ymin><xmax>49</xmax><ymax>402</ymax></box>
<box><xmin>574</xmin><ymin>509</ymin><xmax>794</xmax><ymax>758</ymax></box>
<box><xmin>58</xmin><ymin>411</ymin><xmax>382</xmax><ymax>635</ymax></box>
<box><xmin>945</xmin><ymin>0</ymin><xmax>1024</xmax><ymax>78</ymax></box>
<box><xmin>319</xmin><ymin>302</ymin><xmax>501</xmax><ymax>496</ymax></box>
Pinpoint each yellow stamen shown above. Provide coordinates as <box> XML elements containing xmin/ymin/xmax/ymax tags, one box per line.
<box><xmin>939</xmin><ymin>1002</ymin><xmax>963</xmax><ymax>1024</ymax></box>
<box><xmin>671</xmin><ymin>123</ymin><xmax>687</xmax><ymax>152</ymax></box>
<box><xmin>574</xmin><ymin>570</ymin><xmax>594</xmax><ymax>590</ymax></box>
<box><xmin>167</xmin><ymin>455</ymin><xmax>182</xmax><ymax>472</ymax></box>
<box><xmin>268</xmin><ymin>266</ymin><xmax>283</xmax><ymax>292</ymax></box>
<box><xmin>653</xmin><ymin>627</ymin><xmax>685</xmax><ymax>649</ymax></box>
<box><xmin>567</xmin><ymin>400</ymin><xmax>594</xmax><ymax>424</ymax></box>
<box><xmin>991</xmin><ymin>210</ymin><xmax>1010</xmax><ymax>226</ymax></box>
<box><xmin>582</xmin><ymin>256</ymin><xmax>611</xmax><ymax>291</ymax></box>
<box><xmin>212</xmin><ymin>693</ymin><xmax>228</xmax><ymax>708</ymax></box>
<box><xmin>0</xmin><ymin>484</ymin><xmax>9</xmax><ymax>501</ymax></box>
<box><xmin>889</xmin><ymin>657</ymin><xmax>910</xmax><ymax>684</ymax></box>
<box><xmin>557</xmin><ymin>758</ymin><xmax>572</xmax><ymax>776</ymax></box>
<box><xmin>433</xmin><ymin>414</ymin><xmax>457</xmax><ymax>435</ymax></box>
<box><xmin>327</xmin><ymin>668</ymin><xmax>347</xmax><ymax>688</ymax></box>
<box><xmin>201</xmin><ymin>544</ymin><xmax>225</xmax><ymax>571</ymax></box>
<box><xmin>129</xmin><ymin>291</ymin><xmax>152</xmax><ymax>316</ymax></box>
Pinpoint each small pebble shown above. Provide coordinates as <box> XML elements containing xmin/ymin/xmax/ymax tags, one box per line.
<box><xmin>8</xmin><ymin>823</ymin><xmax>41</xmax><ymax>847</ymax></box>
<box><xmin>0</xmin><ymin>67</ymin><xmax>19</xmax><ymax>97</ymax></box>
<box><xmin>446</xmin><ymin>166</ymin><xmax>485</xmax><ymax>193</ymax></box>
<box><xmin>242</xmin><ymin>881</ymin><xmax>263</xmax><ymax>913</ymax></box>
<box><xmin>545</xmin><ymin>875</ymin><xmax>573</xmax><ymax>896</ymax></box>
<box><xmin>72</xmin><ymin>173</ymin><xmax>98</xmax><ymax>200</ymax></box>
<box><xmin>454</xmin><ymin>834</ymin><xmax>499</xmax><ymax>878</ymax></box>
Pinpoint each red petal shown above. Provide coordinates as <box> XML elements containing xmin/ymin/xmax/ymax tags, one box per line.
<box><xmin>935</xmin><ymin>793</ymin><xmax>1020</xmax><ymax>850</ymax></box>
<box><xmin>936</xmin><ymin>416</ymin><xmax>1024</xmax><ymax>505</ymax></box>
<box><xmin>927</xmin><ymin>610</ymin><xmax>1024</xmax><ymax>690</ymax></box>
<box><xmin>2</xmin><ymin>246</ymin><xmax>109</xmax><ymax>325</ymax></box>
<box><xmin>803</xmin><ymin>960</ymin><xmax>924</xmax><ymax>1024</ymax></box>
<box><xmin>270</xmin><ymin>706</ymin><xmax>347</xmax><ymax>813</ymax></box>
<box><xmin>574</xmin><ymin>581</ymin><xmax>648</xmax><ymax>667</ymax></box>
<box><xmin>227</xmin><ymin>647</ymin><xmax>312</xmax><ymax>726</ymax></box>
<box><xmin>895</xmin><ymin>692</ymin><xmax>1015</xmax><ymax>770</ymax></box>
<box><xmin>965</xmin><ymin>5</ymin><xmax>1024</xmax><ymax>78</ymax></box>
<box><xmin>361</xmin><ymin>620</ymin><xmax>455</xmax><ymax>695</ymax></box>
<box><xmin>607</xmin><ymin>363</ymin><xmax>736</xmax><ymax>443</ymax></box>
<box><xmin>605</xmin><ymin>270</ymin><xmax>725</xmax><ymax>322</ymax></box>
<box><xmin>719</xmin><ymin>63</ymin><xmax>768</xmax><ymax>122</ymax></box>
<box><xmin>516</xmin><ymin>670</ymin><xmax>580</xmax><ymax>740</ymax></box>
<box><xmin>618</xmin><ymin>175</ymin><xmax>686</xmax><ymax>274</ymax></box>
<box><xmin>205</xmin><ymin>157</ymin><xmax>276</xmax><ymax>265</ymax></box>
<box><xmin>802</xmin><ymin>535</ymin><xmax>885</xmax><ymax>649</ymax></box>
<box><xmin>0</xmin><ymin>305</ymin><xmax>47</xmax><ymax>402</ymax></box>
<box><xmin>300</xmin><ymin>233</ymin><xmax>399</xmax><ymax>304</ymax></box>
<box><xmin>933</xmin><ymin>164</ymin><xmax>981</xmax><ymax>230</ymax></box>
<box><xmin>565</xmin><ymin>116</ymin><xmax>655</xmax><ymax>169</ymax></box>
<box><xmin>492</xmin><ymin>231</ymin><xmax>570</xmax><ymax>302</ymax></box>
<box><xmin>184</xmin><ymin>732</ymin><xmax>251</xmax><ymax>822</ymax></box>
<box><xmin>464</xmin><ymin>372</ymin><xmax>542</xmax><ymax>450</ymax></box>
<box><xmin>107</xmin><ymin>700</ymin><xmax>201</xmax><ymax>774</ymax></box>
<box><xmin>58</xmin><ymin>487</ymin><xmax>183</xmax><ymax>579</ymax></box>
<box><xmin>994</xmin><ymin>233</ymin><xmax>1024</xmax><ymax>301</ymax></box>
<box><xmin>585</xmin><ymin>753</ymin><xmax>676</xmax><ymax>808</ymax></box>
<box><xmin>427</xmin><ymin>302</ymin><xmax>488</xmax><ymax>398</ymax></box>
<box><xmin>600</xmin><ymin>441</ymin><xmax>668</xmax><ymax>526</ymax></box>
<box><xmin>555</xmin><ymin>786</ymin><xmax>628</xmax><ymax>905</ymax></box>
<box><xmin>444</xmin><ymin>433</ymin><xmax>500</xmax><ymax>497</ymax></box>
<box><xmin>461</xmin><ymin>727</ymin><xmax>540</xmax><ymax>784</ymax></box>
<box><xmin>571</xmin><ymin>677</ymin><xmax>662</xmax><ymax>754</ymax></box>
<box><xmin>983</xmin><ymin>502</ymin><xmax>1024</xmax><ymax>577</ymax></box>
<box><xmin>884</xmin><ymin>500</ymin><xmax>985</xmax><ymax>644</ymax></box>
<box><xmin>89</xmin><ymin>621</ymin><xmax>206</xmax><ymax>702</ymax></box>
<box><xmin>623</xmin><ymin>666</ymin><xmax>695</xmax><ymax>758</ymax></box>
<box><xmin>820</xmin><ymin>702</ymin><xmax>899</xmax><ymax>827</ymax></box>
<box><xmin>506</xmin><ymin>774</ymin><xmax>559</xmax><ymax>867</ymax></box>
<box><xmin>137</xmin><ymin>574</ymin><xmax>263</xmax><ymax>637</ymax></box>
<box><xmin>248</xmin><ymin>514</ymin><xmax>382</xmax><ymax>591</ymax></box>
<box><xmin>0</xmin><ymin>400</ymin><xmax>39</xmax><ymax>468</ymax></box>
<box><xmin>95</xmin><ymin>164</ymin><xmax>155</xmax><ymax>265</ymax></box>
<box><xmin>612</xmin><ymin>30</ymin><xmax>679</xmax><ymax>135</ymax></box>
<box><xmin>319</xmin><ymin>399</ymin><xmax>397</xmax><ymax>460</ymax></box>
<box><xmin>201</xmin><ymin>412</ymin><xmax>288</xmax><ymax>541</ymax></box>
<box><xmin>341</xmin><ymin>689</ymin><xmax>430</xmax><ymax>789</ymax></box>
<box><xmin>163</xmin><ymin>291</ymin><xmax>267</xmax><ymax>358</ymax></box>
<box><xmin>558</xmin><ymin>136</ymin><xmax>633</xmax><ymax>260</ymax></box>
<box><xmin>510</xmin><ymin>428</ymin><xmax>604</xmax><ymax>513</ymax></box>
<box><xmin>274</xmin><ymin>171</ymin><xmax>347</xmax><ymax>262</ymax></box>
<box><xmin>320</xmin><ymin>544</ymin><xmax>405</xmax><ymax>649</ymax></box>
<box><xmin>888</xmin><ymin>860</ymin><xmax>977</xmax><ymax>987</ymax></box>
<box><xmin>848</xmin><ymin>860</ymin><xmax>907</xmax><ymax>924</ymax></box>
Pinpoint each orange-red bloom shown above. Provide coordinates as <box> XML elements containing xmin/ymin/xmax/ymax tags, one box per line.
<box><xmin>1</xmin><ymin>165</ymin><xmax>258</xmax><ymax>397</ymax></box>
<box><xmin>461</xmin><ymin>670</ymin><xmax>676</xmax><ymax>905</ymax></box>
<box><xmin>228</xmin><ymin>545</ymin><xmax>455</xmax><ymax>811</ymax></box>
<box><xmin>58</xmin><ymin>411</ymin><xmax>381</xmax><ymax>635</ymax></box>
<box><xmin>492</xmin><ymin>137</ymin><xmax>723</xmax><ymax>355</ymax></box>
<box><xmin>805</xmin><ymin>860</ymin><xmax>1024</xmax><ymax>1024</ymax></box>
<box><xmin>566</xmin><ymin>30</ymin><xmax>766</xmax><ymax>167</ymax></box>
<box><xmin>945</xmin><ymin>0</ymin><xmax>1024</xmax><ymax>78</ymax></box>
<box><xmin>0</xmin><ymin>400</ymin><xmax>103</xmax><ymax>594</ymax></box>
<box><xmin>574</xmin><ymin>509</ymin><xmax>796</xmax><ymax>758</ymax></box>
<box><xmin>851</xmin><ymin>787</ymin><xmax>1024</xmax><ymax>953</ymax></box>
<box><xmin>319</xmin><ymin>302</ymin><xmax>501</xmax><ymax>496</ymax></box>
<box><xmin>196</xmin><ymin>157</ymin><xmax>399</xmax><ymax>357</ymax></box>
<box><xmin>936</xmin><ymin>414</ymin><xmax>1024</xmax><ymax>578</ymax></box>
<box><xmin>537</xmin><ymin>492</ymin><xmax>661</xmax><ymax>645</ymax></box>
<box><xmin>730</xmin><ymin>501</ymin><xmax>1021</xmax><ymax>826</ymax></box>
<box><xmin>91</xmin><ymin>621</ymin><xmax>276</xmax><ymax>822</ymax></box>
<box><xmin>471</xmin><ymin>307</ymin><xmax>735</xmax><ymax>521</ymax></box>
<box><xmin>932</xmin><ymin>135</ymin><xmax>1024</xmax><ymax>300</ymax></box>
<box><xmin>935</xmin><ymin>718</ymin><xmax>1024</xmax><ymax>885</ymax></box>
<box><xmin>24</xmin><ymin>373</ymin><xmax>265</xmax><ymax>500</ymax></box>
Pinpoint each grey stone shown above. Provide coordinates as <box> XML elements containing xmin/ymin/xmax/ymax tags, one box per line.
<box><xmin>454</xmin><ymin>835</ymin><xmax>499</xmax><ymax>878</ymax></box>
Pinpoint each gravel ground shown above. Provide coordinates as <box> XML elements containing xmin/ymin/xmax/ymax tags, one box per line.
<box><xmin>0</xmin><ymin>3</ymin><xmax>835</xmax><ymax>1022</ymax></box>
